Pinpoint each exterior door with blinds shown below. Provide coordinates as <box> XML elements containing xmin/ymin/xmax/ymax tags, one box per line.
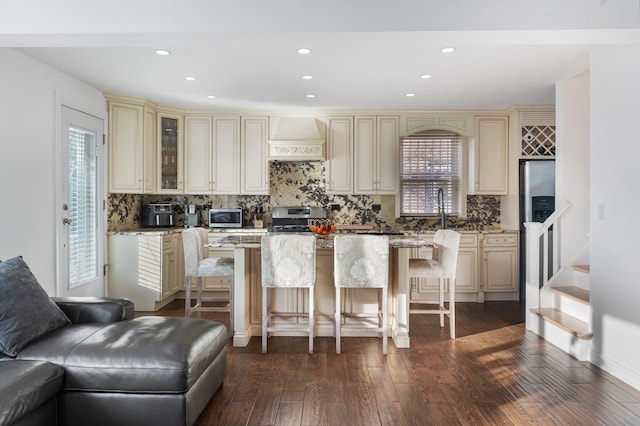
<box><xmin>58</xmin><ymin>106</ymin><xmax>105</xmax><ymax>297</ymax></box>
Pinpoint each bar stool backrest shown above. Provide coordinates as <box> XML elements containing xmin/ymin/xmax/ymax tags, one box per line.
<box><xmin>261</xmin><ymin>235</ymin><xmax>316</xmax><ymax>288</ymax></box>
<box><xmin>334</xmin><ymin>235</ymin><xmax>389</xmax><ymax>288</ymax></box>
<box><xmin>433</xmin><ymin>230</ymin><xmax>461</xmax><ymax>281</ymax></box>
<box><xmin>182</xmin><ymin>228</ymin><xmax>206</xmax><ymax>276</ymax></box>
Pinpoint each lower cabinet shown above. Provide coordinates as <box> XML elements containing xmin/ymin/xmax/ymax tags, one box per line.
<box><xmin>409</xmin><ymin>231</ymin><xmax>519</xmax><ymax>303</ymax></box>
<box><xmin>481</xmin><ymin>233</ymin><xmax>519</xmax><ymax>300</ymax></box>
<box><xmin>108</xmin><ymin>232</ymin><xmax>184</xmax><ymax>311</ymax></box>
<box><xmin>163</xmin><ymin>233</ymin><xmax>184</xmax><ymax>297</ymax></box>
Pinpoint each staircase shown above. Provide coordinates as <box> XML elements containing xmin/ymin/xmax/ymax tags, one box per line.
<box><xmin>525</xmin><ymin>204</ymin><xmax>593</xmax><ymax>361</ymax></box>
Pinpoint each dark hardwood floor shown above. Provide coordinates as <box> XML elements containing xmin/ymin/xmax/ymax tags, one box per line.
<box><xmin>147</xmin><ymin>301</ymin><xmax>640</xmax><ymax>425</ymax></box>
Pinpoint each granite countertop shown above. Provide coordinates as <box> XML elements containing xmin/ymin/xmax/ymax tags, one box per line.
<box><xmin>108</xmin><ymin>227</ymin><xmax>186</xmax><ymax>236</ymax></box>
<box><xmin>207</xmin><ymin>234</ymin><xmax>434</xmax><ymax>249</ymax></box>
<box><xmin>108</xmin><ymin>226</ymin><xmax>268</xmax><ymax>236</ymax></box>
<box><xmin>108</xmin><ymin>227</ymin><xmax>518</xmax><ymax>236</ymax></box>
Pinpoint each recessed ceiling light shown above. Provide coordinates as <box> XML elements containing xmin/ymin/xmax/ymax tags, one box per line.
<box><xmin>297</xmin><ymin>48</ymin><xmax>312</xmax><ymax>55</ymax></box>
<box><xmin>305</xmin><ymin>94</ymin><xmax>316</xmax><ymax>98</ymax></box>
<box><xmin>302</xmin><ymin>75</ymin><xmax>313</xmax><ymax>80</ymax></box>
<box><xmin>206</xmin><ymin>95</ymin><xmax>217</xmax><ymax>99</ymax></box>
<box><xmin>155</xmin><ymin>49</ymin><xmax>171</xmax><ymax>56</ymax></box>
<box><xmin>405</xmin><ymin>93</ymin><xmax>416</xmax><ymax>97</ymax></box>
<box><xmin>440</xmin><ymin>47</ymin><xmax>455</xmax><ymax>53</ymax></box>
<box><xmin>420</xmin><ymin>74</ymin><xmax>433</xmax><ymax>79</ymax></box>
<box><xmin>185</xmin><ymin>76</ymin><xmax>197</xmax><ymax>81</ymax></box>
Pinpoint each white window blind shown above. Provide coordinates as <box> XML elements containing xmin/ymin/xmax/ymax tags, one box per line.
<box><xmin>68</xmin><ymin>127</ymin><xmax>98</xmax><ymax>286</ymax></box>
<box><xmin>400</xmin><ymin>131</ymin><xmax>462</xmax><ymax>216</ymax></box>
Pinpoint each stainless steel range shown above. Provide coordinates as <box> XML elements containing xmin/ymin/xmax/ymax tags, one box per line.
<box><xmin>270</xmin><ymin>206</ymin><xmax>327</xmax><ymax>232</ymax></box>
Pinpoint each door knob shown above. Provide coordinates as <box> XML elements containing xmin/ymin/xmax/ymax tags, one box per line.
<box><xmin>62</xmin><ymin>218</ymin><xmax>72</xmax><ymax>225</ymax></box>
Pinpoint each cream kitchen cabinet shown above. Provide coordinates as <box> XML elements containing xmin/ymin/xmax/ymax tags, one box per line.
<box><xmin>412</xmin><ymin>232</ymin><xmax>479</xmax><ymax>303</ymax></box>
<box><xmin>213</xmin><ymin>117</ymin><xmax>241</xmax><ymax>194</ymax></box>
<box><xmin>185</xmin><ymin>116</ymin><xmax>265</xmax><ymax>195</ymax></box>
<box><xmin>165</xmin><ymin>232</ymin><xmax>185</xmax><ymax>296</ymax></box>
<box><xmin>326</xmin><ymin>116</ymin><xmax>354</xmax><ymax>194</ymax></box>
<box><xmin>108</xmin><ymin>232</ymin><xmax>183</xmax><ymax>311</ymax></box>
<box><xmin>241</xmin><ymin>116</ymin><xmax>269</xmax><ymax>194</ymax></box>
<box><xmin>470</xmin><ymin>116</ymin><xmax>509</xmax><ymax>195</ymax></box>
<box><xmin>157</xmin><ymin>111</ymin><xmax>184</xmax><ymax>193</ymax></box>
<box><xmin>354</xmin><ymin>116</ymin><xmax>399</xmax><ymax>194</ymax></box>
<box><xmin>184</xmin><ymin>115</ymin><xmax>241</xmax><ymax>194</ymax></box>
<box><xmin>142</xmin><ymin>104</ymin><xmax>157</xmax><ymax>193</ymax></box>
<box><xmin>184</xmin><ymin>115</ymin><xmax>213</xmax><ymax>194</ymax></box>
<box><xmin>481</xmin><ymin>232</ymin><xmax>519</xmax><ymax>300</ymax></box>
<box><xmin>106</xmin><ymin>96</ymin><xmax>157</xmax><ymax>193</ymax></box>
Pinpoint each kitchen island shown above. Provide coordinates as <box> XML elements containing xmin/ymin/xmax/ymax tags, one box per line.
<box><xmin>207</xmin><ymin>233</ymin><xmax>433</xmax><ymax>348</ymax></box>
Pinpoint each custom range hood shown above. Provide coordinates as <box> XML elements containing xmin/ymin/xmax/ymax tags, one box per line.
<box><xmin>268</xmin><ymin>116</ymin><xmax>325</xmax><ymax>161</ymax></box>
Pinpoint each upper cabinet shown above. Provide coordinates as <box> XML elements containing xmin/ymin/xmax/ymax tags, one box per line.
<box><xmin>184</xmin><ymin>115</ymin><xmax>212</xmax><ymax>194</ymax></box>
<box><xmin>106</xmin><ymin>96</ymin><xmax>156</xmax><ymax>194</ymax></box>
<box><xmin>326</xmin><ymin>116</ymin><xmax>354</xmax><ymax>194</ymax></box>
<box><xmin>213</xmin><ymin>117</ymin><xmax>241</xmax><ymax>194</ymax></box>
<box><xmin>184</xmin><ymin>115</ymin><xmax>266</xmax><ymax>195</ymax></box>
<box><xmin>108</xmin><ymin>101</ymin><xmax>143</xmax><ymax>193</ymax></box>
<box><xmin>157</xmin><ymin>111</ymin><xmax>183</xmax><ymax>194</ymax></box>
<box><xmin>142</xmin><ymin>104</ymin><xmax>157</xmax><ymax>193</ymax></box>
<box><xmin>241</xmin><ymin>117</ymin><xmax>269</xmax><ymax>195</ymax></box>
<box><xmin>354</xmin><ymin>116</ymin><xmax>399</xmax><ymax>194</ymax></box>
<box><xmin>470</xmin><ymin>116</ymin><xmax>509</xmax><ymax>195</ymax></box>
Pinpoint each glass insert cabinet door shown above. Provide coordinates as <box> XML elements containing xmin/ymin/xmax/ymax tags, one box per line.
<box><xmin>158</xmin><ymin>113</ymin><xmax>183</xmax><ymax>192</ymax></box>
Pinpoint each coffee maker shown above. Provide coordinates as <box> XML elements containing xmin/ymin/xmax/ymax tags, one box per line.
<box><xmin>185</xmin><ymin>204</ymin><xmax>199</xmax><ymax>228</ymax></box>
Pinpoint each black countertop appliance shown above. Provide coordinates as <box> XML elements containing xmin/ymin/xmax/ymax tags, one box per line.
<box><xmin>141</xmin><ymin>204</ymin><xmax>176</xmax><ymax>227</ymax></box>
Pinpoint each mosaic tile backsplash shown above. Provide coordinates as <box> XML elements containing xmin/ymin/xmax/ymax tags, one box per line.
<box><xmin>108</xmin><ymin>162</ymin><xmax>500</xmax><ymax>231</ymax></box>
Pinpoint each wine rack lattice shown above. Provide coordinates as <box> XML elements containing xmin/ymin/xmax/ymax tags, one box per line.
<box><xmin>522</xmin><ymin>125</ymin><xmax>555</xmax><ymax>157</ymax></box>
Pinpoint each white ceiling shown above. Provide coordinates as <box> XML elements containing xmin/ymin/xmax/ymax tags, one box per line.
<box><xmin>3</xmin><ymin>0</ymin><xmax>640</xmax><ymax>111</ymax></box>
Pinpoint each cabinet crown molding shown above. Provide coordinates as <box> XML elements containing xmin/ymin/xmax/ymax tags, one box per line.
<box><xmin>402</xmin><ymin>115</ymin><xmax>471</xmax><ymax>136</ymax></box>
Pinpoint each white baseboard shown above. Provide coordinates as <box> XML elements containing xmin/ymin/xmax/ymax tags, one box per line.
<box><xmin>591</xmin><ymin>350</ymin><xmax>640</xmax><ymax>391</ymax></box>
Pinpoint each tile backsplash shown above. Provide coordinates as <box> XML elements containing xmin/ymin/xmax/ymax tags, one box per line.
<box><xmin>108</xmin><ymin>162</ymin><xmax>500</xmax><ymax>231</ymax></box>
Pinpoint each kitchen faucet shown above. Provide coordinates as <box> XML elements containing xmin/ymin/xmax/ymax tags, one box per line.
<box><xmin>437</xmin><ymin>187</ymin><xmax>446</xmax><ymax>229</ymax></box>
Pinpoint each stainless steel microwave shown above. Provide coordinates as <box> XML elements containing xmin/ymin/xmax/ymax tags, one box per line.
<box><xmin>208</xmin><ymin>208</ymin><xmax>243</xmax><ymax>228</ymax></box>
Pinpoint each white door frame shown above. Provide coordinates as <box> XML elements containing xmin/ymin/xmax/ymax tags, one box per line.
<box><xmin>55</xmin><ymin>93</ymin><xmax>108</xmax><ymax>297</ymax></box>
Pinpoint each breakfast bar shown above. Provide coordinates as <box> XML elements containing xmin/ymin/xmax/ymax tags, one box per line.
<box><xmin>207</xmin><ymin>234</ymin><xmax>433</xmax><ymax>348</ymax></box>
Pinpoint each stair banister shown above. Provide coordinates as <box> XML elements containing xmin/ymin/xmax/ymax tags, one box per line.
<box><xmin>524</xmin><ymin>201</ymin><xmax>571</xmax><ymax>331</ymax></box>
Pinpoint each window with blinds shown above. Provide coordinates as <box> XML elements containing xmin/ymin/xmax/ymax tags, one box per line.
<box><xmin>68</xmin><ymin>127</ymin><xmax>98</xmax><ymax>287</ymax></box>
<box><xmin>400</xmin><ymin>130</ymin><xmax>462</xmax><ymax>216</ymax></box>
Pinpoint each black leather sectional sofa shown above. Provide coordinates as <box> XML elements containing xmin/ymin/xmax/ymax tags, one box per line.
<box><xmin>0</xmin><ymin>257</ymin><xmax>227</xmax><ymax>426</ymax></box>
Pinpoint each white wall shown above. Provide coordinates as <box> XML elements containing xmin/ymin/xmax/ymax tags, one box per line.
<box><xmin>589</xmin><ymin>45</ymin><xmax>640</xmax><ymax>389</ymax></box>
<box><xmin>0</xmin><ymin>49</ymin><xmax>106</xmax><ymax>294</ymax></box>
<box><xmin>556</xmin><ymin>72</ymin><xmax>591</xmax><ymax>269</ymax></box>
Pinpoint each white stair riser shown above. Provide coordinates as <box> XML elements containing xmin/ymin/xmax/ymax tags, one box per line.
<box><xmin>551</xmin><ymin>293</ymin><xmax>591</xmax><ymax>326</ymax></box>
<box><xmin>527</xmin><ymin>312</ymin><xmax>592</xmax><ymax>361</ymax></box>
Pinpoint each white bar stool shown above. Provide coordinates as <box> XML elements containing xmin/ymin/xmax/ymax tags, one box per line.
<box><xmin>261</xmin><ymin>234</ymin><xmax>317</xmax><ymax>354</ymax></box>
<box><xmin>408</xmin><ymin>229</ymin><xmax>461</xmax><ymax>339</ymax></box>
<box><xmin>333</xmin><ymin>235</ymin><xmax>389</xmax><ymax>355</ymax></box>
<box><xmin>182</xmin><ymin>228</ymin><xmax>234</xmax><ymax>332</ymax></box>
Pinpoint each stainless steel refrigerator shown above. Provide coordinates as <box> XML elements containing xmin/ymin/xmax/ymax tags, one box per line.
<box><xmin>519</xmin><ymin>159</ymin><xmax>555</xmax><ymax>302</ymax></box>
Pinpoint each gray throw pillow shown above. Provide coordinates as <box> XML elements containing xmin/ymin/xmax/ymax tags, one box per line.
<box><xmin>0</xmin><ymin>256</ymin><xmax>71</xmax><ymax>357</ymax></box>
